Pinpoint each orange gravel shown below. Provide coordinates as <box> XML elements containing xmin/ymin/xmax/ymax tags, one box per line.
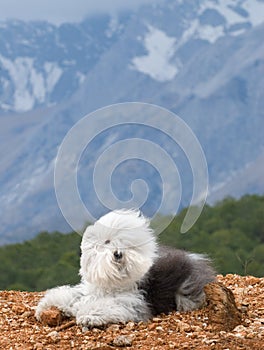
<box><xmin>0</xmin><ymin>274</ymin><xmax>264</xmax><ymax>350</ymax></box>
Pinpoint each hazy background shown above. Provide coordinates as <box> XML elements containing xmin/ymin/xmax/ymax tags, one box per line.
<box><xmin>0</xmin><ymin>0</ymin><xmax>159</xmax><ymax>23</ymax></box>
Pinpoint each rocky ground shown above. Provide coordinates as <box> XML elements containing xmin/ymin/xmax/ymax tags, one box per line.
<box><xmin>0</xmin><ymin>274</ymin><xmax>264</xmax><ymax>350</ymax></box>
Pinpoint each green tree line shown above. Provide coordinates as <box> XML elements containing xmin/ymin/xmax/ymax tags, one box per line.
<box><xmin>158</xmin><ymin>194</ymin><xmax>264</xmax><ymax>277</ymax></box>
<box><xmin>0</xmin><ymin>194</ymin><xmax>263</xmax><ymax>291</ymax></box>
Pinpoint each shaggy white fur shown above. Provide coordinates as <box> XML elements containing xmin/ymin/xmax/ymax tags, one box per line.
<box><xmin>35</xmin><ymin>209</ymin><xmax>215</xmax><ymax>327</ymax></box>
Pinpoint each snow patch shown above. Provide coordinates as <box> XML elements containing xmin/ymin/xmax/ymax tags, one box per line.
<box><xmin>0</xmin><ymin>56</ymin><xmax>63</xmax><ymax>112</ymax></box>
<box><xmin>0</xmin><ymin>55</ymin><xmax>35</xmax><ymax>111</ymax></box>
<box><xmin>243</xmin><ymin>0</ymin><xmax>264</xmax><ymax>26</ymax></box>
<box><xmin>200</xmin><ymin>0</ymin><xmax>264</xmax><ymax>31</ymax></box>
<box><xmin>188</xmin><ymin>0</ymin><xmax>264</xmax><ymax>43</ymax></box>
<box><xmin>197</xmin><ymin>24</ymin><xmax>224</xmax><ymax>43</ymax></box>
<box><xmin>105</xmin><ymin>16</ymin><xmax>122</xmax><ymax>38</ymax></box>
<box><xmin>76</xmin><ymin>71</ymin><xmax>86</xmax><ymax>85</ymax></box>
<box><xmin>200</xmin><ymin>1</ymin><xmax>245</xmax><ymax>26</ymax></box>
<box><xmin>44</xmin><ymin>62</ymin><xmax>63</xmax><ymax>93</ymax></box>
<box><xmin>30</xmin><ymin>69</ymin><xmax>45</xmax><ymax>103</ymax></box>
<box><xmin>230</xmin><ymin>28</ymin><xmax>247</xmax><ymax>37</ymax></box>
<box><xmin>181</xmin><ymin>19</ymin><xmax>224</xmax><ymax>45</ymax></box>
<box><xmin>131</xmin><ymin>25</ymin><xmax>178</xmax><ymax>82</ymax></box>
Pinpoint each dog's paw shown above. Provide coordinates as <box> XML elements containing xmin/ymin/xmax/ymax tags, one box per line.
<box><xmin>76</xmin><ymin>314</ymin><xmax>105</xmax><ymax>328</ymax></box>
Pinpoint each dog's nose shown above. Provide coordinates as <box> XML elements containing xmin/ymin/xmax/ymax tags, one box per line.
<box><xmin>113</xmin><ymin>250</ymin><xmax>123</xmax><ymax>261</ymax></box>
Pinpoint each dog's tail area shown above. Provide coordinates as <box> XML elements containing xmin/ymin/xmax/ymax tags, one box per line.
<box><xmin>175</xmin><ymin>253</ymin><xmax>216</xmax><ymax>311</ymax></box>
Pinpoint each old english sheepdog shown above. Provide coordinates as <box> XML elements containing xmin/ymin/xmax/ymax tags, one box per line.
<box><xmin>36</xmin><ymin>210</ymin><xmax>215</xmax><ymax>327</ymax></box>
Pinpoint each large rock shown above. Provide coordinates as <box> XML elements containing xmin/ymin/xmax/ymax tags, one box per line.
<box><xmin>204</xmin><ymin>282</ymin><xmax>242</xmax><ymax>331</ymax></box>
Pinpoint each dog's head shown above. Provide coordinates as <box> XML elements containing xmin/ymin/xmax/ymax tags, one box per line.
<box><xmin>80</xmin><ymin>210</ymin><xmax>157</xmax><ymax>290</ymax></box>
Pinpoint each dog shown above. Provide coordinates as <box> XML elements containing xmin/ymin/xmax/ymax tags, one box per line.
<box><xmin>35</xmin><ymin>209</ymin><xmax>215</xmax><ymax>327</ymax></box>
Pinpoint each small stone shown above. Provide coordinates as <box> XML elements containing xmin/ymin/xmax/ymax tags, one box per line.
<box><xmin>203</xmin><ymin>338</ymin><xmax>219</xmax><ymax>344</ymax></box>
<box><xmin>12</xmin><ymin>305</ymin><xmax>26</xmax><ymax>314</ymax></box>
<box><xmin>22</xmin><ymin>310</ymin><xmax>32</xmax><ymax>318</ymax></box>
<box><xmin>107</xmin><ymin>323</ymin><xmax>120</xmax><ymax>332</ymax></box>
<box><xmin>91</xmin><ymin>327</ymin><xmax>101</xmax><ymax>333</ymax></box>
<box><xmin>168</xmin><ymin>341</ymin><xmax>176</xmax><ymax>348</ymax></box>
<box><xmin>178</xmin><ymin>321</ymin><xmax>192</xmax><ymax>332</ymax></box>
<box><xmin>125</xmin><ymin>321</ymin><xmax>135</xmax><ymax>330</ymax></box>
<box><xmin>247</xmin><ymin>277</ymin><xmax>260</xmax><ymax>285</ymax></box>
<box><xmin>112</xmin><ymin>335</ymin><xmax>134</xmax><ymax>347</ymax></box>
<box><xmin>234</xmin><ymin>332</ymin><xmax>245</xmax><ymax>338</ymax></box>
<box><xmin>156</xmin><ymin>326</ymin><xmax>163</xmax><ymax>332</ymax></box>
<box><xmin>148</xmin><ymin>323</ymin><xmax>156</xmax><ymax>331</ymax></box>
<box><xmin>245</xmin><ymin>332</ymin><xmax>255</xmax><ymax>339</ymax></box>
<box><xmin>47</xmin><ymin>330</ymin><xmax>60</xmax><ymax>342</ymax></box>
<box><xmin>233</xmin><ymin>325</ymin><xmax>246</xmax><ymax>333</ymax></box>
<box><xmin>157</xmin><ymin>337</ymin><xmax>165</xmax><ymax>345</ymax></box>
<box><xmin>39</xmin><ymin>307</ymin><xmax>63</xmax><ymax>326</ymax></box>
<box><xmin>244</xmin><ymin>318</ymin><xmax>251</xmax><ymax>325</ymax></box>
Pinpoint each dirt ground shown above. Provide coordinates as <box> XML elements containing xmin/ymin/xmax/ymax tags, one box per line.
<box><xmin>0</xmin><ymin>274</ymin><xmax>263</xmax><ymax>350</ymax></box>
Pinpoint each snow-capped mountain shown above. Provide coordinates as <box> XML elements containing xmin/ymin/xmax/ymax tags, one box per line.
<box><xmin>130</xmin><ymin>0</ymin><xmax>264</xmax><ymax>82</ymax></box>
<box><xmin>0</xmin><ymin>0</ymin><xmax>264</xmax><ymax>244</ymax></box>
<box><xmin>0</xmin><ymin>15</ymin><xmax>127</xmax><ymax>113</ymax></box>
